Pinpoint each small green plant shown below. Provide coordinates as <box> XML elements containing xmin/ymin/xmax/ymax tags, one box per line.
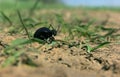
<box><xmin>0</xmin><ymin>11</ymin><xmax>12</xmax><ymax>25</ymax></box>
<box><xmin>66</xmin><ymin>18</ymin><xmax>119</xmax><ymax>53</ymax></box>
<box><xmin>83</xmin><ymin>42</ymin><xmax>110</xmax><ymax>53</ymax></box>
<box><xmin>73</xmin><ymin>19</ymin><xmax>96</xmax><ymax>38</ymax></box>
<box><xmin>2</xmin><ymin>10</ymin><xmax>45</xmax><ymax>67</ymax></box>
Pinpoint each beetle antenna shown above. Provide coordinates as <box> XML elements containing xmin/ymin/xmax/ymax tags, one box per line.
<box><xmin>49</xmin><ymin>24</ymin><xmax>55</xmax><ymax>30</ymax></box>
<box><xmin>56</xmin><ymin>25</ymin><xmax>60</xmax><ymax>33</ymax></box>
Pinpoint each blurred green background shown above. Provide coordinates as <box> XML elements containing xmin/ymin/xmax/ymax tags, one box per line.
<box><xmin>0</xmin><ymin>0</ymin><xmax>120</xmax><ymax>12</ymax></box>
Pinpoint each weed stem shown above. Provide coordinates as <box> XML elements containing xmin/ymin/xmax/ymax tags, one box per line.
<box><xmin>17</xmin><ymin>10</ymin><xmax>31</xmax><ymax>39</ymax></box>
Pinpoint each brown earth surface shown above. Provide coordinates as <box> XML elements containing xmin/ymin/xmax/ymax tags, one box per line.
<box><xmin>0</xmin><ymin>9</ymin><xmax>120</xmax><ymax>77</ymax></box>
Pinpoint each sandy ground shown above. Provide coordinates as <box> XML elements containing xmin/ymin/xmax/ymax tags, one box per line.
<box><xmin>0</xmin><ymin>9</ymin><xmax>120</xmax><ymax>77</ymax></box>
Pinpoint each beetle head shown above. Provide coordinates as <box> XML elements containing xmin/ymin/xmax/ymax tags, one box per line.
<box><xmin>51</xmin><ymin>29</ymin><xmax>57</xmax><ymax>36</ymax></box>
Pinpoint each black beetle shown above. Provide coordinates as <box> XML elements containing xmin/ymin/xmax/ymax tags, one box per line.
<box><xmin>34</xmin><ymin>25</ymin><xmax>59</xmax><ymax>42</ymax></box>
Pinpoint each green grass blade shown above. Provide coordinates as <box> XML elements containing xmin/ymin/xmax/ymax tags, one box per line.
<box><xmin>10</xmin><ymin>38</ymin><xmax>32</xmax><ymax>45</ymax></box>
<box><xmin>85</xmin><ymin>42</ymin><xmax>110</xmax><ymax>53</ymax></box>
<box><xmin>86</xmin><ymin>45</ymin><xmax>92</xmax><ymax>53</ymax></box>
<box><xmin>4</xmin><ymin>38</ymin><xmax>32</xmax><ymax>53</ymax></box>
<box><xmin>32</xmin><ymin>38</ymin><xmax>45</xmax><ymax>44</ymax></box>
<box><xmin>0</xmin><ymin>11</ymin><xmax>12</xmax><ymax>25</ymax></box>
<box><xmin>17</xmin><ymin>10</ymin><xmax>31</xmax><ymax>39</ymax></box>
<box><xmin>91</xmin><ymin>42</ymin><xmax>110</xmax><ymax>52</ymax></box>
